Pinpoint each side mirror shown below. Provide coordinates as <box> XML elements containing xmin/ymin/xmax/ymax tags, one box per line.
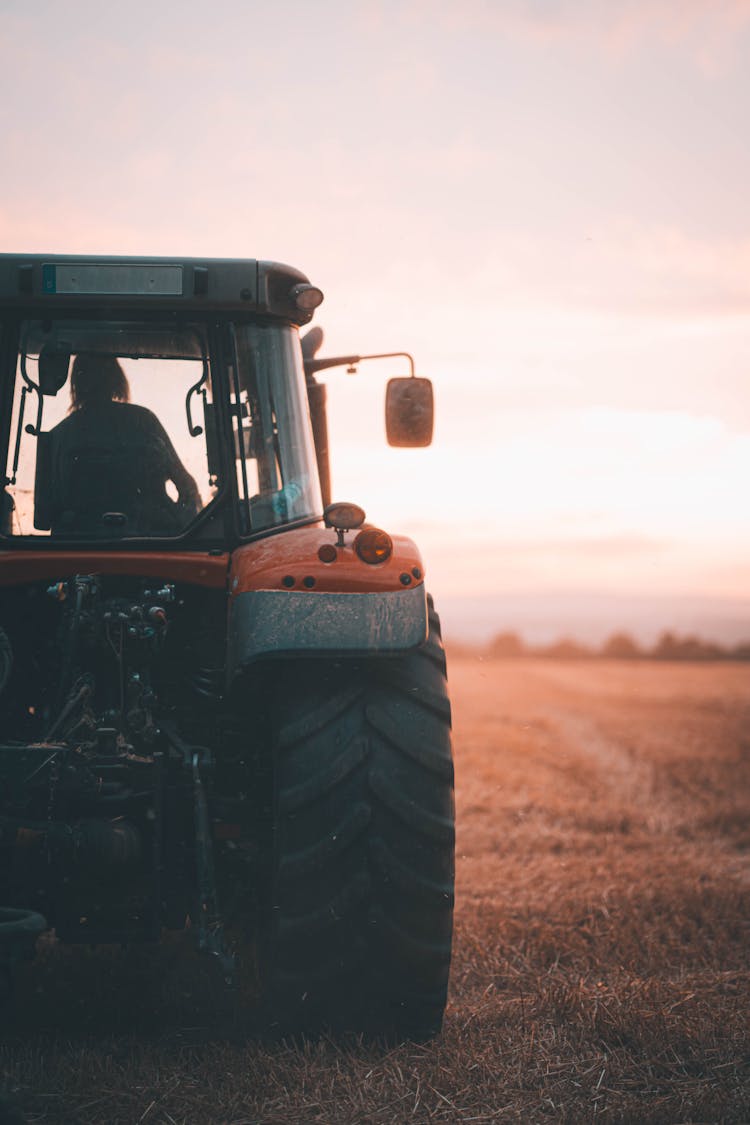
<box><xmin>38</xmin><ymin>347</ymin><xmax>71</xmax><ymax>395</ymax></box>
<box><xmin>385</xmin><ymin>377</ymin><xmax>434</xmax><ymax>447</ymax></box>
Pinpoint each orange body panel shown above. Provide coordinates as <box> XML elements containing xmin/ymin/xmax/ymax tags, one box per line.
<box><xmin>229</xmin><ymin>525</ymin><xmax>424</xmax><ymax>596</ymax></box>
<box><xmin>0</xmin><ymin>551</ymin><xmax>230</xmax><ymax>589</ymax></box>
<box><xmin>0</xmin><ymin>528</ymin><xmax>424</xmax><ymax>596</ymax></box>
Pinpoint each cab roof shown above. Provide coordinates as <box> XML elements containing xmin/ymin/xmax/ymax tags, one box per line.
<box><xmin>0</xmin><ymin>254</ymin><xmax>322</xmax><ymax>324</ymax></box>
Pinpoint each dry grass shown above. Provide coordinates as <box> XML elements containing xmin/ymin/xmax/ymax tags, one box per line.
<box><xmin>2</xmin><ymin>656</ymin><xmax>749</xmax><ymax>1123</ymax></box>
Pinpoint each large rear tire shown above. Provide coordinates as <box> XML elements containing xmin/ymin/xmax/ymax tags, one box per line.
<box><xmin>262</xmin><ymin>596</ymin><xmax>454</xmax><ymax>1039</ymax></box>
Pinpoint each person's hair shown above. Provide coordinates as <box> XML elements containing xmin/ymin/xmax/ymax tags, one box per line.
<box><xmin>69</xmin><ymin>354</ymin><xmax>130</xmax><ymax>411</ymax></box>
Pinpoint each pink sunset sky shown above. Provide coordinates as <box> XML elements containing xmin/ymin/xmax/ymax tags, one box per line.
<box><xmin>1</xmin><ymin>0</ymin><xmax>748</xmax><ymax>641</ymax></box>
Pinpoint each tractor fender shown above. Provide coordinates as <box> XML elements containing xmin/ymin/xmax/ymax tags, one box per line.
<box><xmin>226</xmin><ymin>526</ymin><xmax>428</xmax><ymax>678</ymax></box>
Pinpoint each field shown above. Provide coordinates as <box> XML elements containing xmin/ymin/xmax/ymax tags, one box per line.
<box><xmin>2</xmin><ymin>655</ymin><xmax>749</xmax><ymax>1123</ymax></box>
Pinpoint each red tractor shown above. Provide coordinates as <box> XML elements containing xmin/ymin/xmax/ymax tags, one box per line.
<box><xmin>0</xmin><ymin>255</ymin><xmax>454</xmax><ymax>1037</ymax></box>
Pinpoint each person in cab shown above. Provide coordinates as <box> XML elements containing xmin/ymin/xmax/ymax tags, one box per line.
<box><xmin>37</xmin><ymin>354</ymin><xmax>201</xmax><ymax>536</ymax></box>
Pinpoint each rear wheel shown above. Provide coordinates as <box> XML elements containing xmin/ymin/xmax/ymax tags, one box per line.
<box><xmin>262</xmin><ymin>597</ymin><xmax>454</xmax><ymax>1038</ymax></box>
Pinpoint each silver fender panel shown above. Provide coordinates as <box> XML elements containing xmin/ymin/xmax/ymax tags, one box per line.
<box><xmin>228</xmin><ymin>585</ymin><xmax>428</xmax><ymax>676</ymax></box>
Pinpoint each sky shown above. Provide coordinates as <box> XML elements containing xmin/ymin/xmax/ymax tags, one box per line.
<box><xmin>1</xmin><ymin>0</ymin><xmax>748</xmax><ymax>641</ymax></box>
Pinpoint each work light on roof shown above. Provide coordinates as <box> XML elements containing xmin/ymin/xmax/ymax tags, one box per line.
<box><xmin>290</xmin><ymin>283</ymin><xmax>324</xmax><ymax>312</ymax></box>
<box><xmin>323</xmin><ymin>503</ymin><xmax>366</xmax><ymax>532</ymax></box>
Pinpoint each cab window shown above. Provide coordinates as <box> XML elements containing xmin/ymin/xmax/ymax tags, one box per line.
<box><xmin>3</xmin><ymin>320</ymin><xmax>213</xmax><ymax>539</ymax></box>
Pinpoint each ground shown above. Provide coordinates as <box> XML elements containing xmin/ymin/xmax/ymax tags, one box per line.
<box><xmin>2</xmin><ymin>655</ymin><xmax>749</xmax><ymax>1124</ymax></box>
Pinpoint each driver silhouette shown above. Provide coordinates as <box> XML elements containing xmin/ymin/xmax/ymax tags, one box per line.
<box><xmin>39</xmin><ymin>354</ymin><xmax>200</xmax><ymax>536</ymax></box>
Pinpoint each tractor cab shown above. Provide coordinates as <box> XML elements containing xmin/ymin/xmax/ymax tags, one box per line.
<box><xmin>0</xmin><ymin>254</ymin><xmax>433</xmax><ymax>550</ymax></box>
<box><xmin>0</xmin><ymin>256</ymin><xmax>325</xmax><ymax>547</ymax></box>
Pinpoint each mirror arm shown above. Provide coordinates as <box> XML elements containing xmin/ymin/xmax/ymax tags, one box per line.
<box><xmin>357</xmin><ymin>351</ymin><xmax>415</xmax><ymax>377</ymax></box>
<box><xmin>304</xmin><ymin>354</ymin><xmax>361</xmax><ymax>376</ymax></box>
<box><xmin>304</xmin><ymin>351</ymin><xmax>415</xmax><ymax>378</ymax></box>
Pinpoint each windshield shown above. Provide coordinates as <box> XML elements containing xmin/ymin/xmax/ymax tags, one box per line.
<box><xmin>1</xmin><ymin>316</ymin><xmax>321</xmax><ymax>541</ymax></box>
<box><xmin>230</xmin><ymin>322</ymin><xmax>322</xmax><ymax>533</ymax></box>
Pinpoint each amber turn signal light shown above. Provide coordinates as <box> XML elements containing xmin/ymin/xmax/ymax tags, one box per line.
<box><xmin>354</xmin><ymin>527</ymin><xmax>393</xmax><ymax>565</ymax></box>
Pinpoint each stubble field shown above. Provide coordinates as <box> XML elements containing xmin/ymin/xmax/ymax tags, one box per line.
<box><xmin>2</xmin><ymin>654</ymin><xmax>749</xmax><ymax>1123</ymax></box>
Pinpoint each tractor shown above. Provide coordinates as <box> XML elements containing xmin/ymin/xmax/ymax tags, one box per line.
<box><xmin>0</xmin><ymin>254</ymin><xmax>454</xmax><ymax>1038</ymax></box>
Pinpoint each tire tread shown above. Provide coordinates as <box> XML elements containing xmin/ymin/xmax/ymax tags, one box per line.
<box><xmin>265</xmin><ymin>596</ymin><xmax>454</xmax><ymax>1038</ymax></box>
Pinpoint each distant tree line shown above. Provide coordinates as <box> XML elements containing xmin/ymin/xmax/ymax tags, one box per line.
<box><xmin>483</xmin><ymin>630</ymin><xmax>750</xmax><ymax>661</ymax></box>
